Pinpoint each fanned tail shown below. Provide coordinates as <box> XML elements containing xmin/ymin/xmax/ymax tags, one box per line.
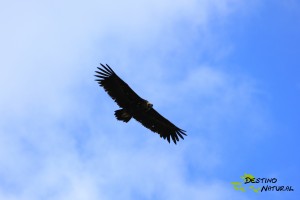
<box><xmin>114</xmin><ymin>109</ymin><xmax>132</xmax><ymax>122</ymax></box>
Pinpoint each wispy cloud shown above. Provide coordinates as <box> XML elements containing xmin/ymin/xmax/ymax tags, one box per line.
<box><xmin>0</xmin><ymin>0</ymin><xmax>264</xmax><ymax>199</ymax></box>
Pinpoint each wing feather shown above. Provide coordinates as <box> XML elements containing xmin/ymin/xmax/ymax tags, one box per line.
<box><xmin>96</xmin><ymin>71</ymin><xmax>110</xmax><ymax>76</ymax></box>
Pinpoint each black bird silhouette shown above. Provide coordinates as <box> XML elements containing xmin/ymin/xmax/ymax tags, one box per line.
<box><xmin>95</xmin><ymin>64</ymin><xmax>186</xmax><ymax>144</ymax></box>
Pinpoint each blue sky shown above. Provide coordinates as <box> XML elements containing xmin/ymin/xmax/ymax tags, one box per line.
<box><xmin>0</xmin><ymin>0</ymin><xmax>299</xmax><ymax>199</ymax></box>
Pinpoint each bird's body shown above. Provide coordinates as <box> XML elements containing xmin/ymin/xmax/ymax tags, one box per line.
<box><xmin>95</xmin><ymin>64</ymin><xmax>186</xmax><ymax>144</ymax></box>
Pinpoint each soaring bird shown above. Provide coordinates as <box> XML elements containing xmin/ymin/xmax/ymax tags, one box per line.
<box><xmin>95</xmin><ymin>64</ymin><xmax>186</xmax><ymax>144</ymax></box>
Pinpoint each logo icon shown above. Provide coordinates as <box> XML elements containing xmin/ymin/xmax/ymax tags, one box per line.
<box><xmin>231</xmin><ymin>173</ymin><xmax>260</xmax><ymax>193</ymax></box>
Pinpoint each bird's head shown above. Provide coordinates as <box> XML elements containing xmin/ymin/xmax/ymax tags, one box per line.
<box><xmin>146</xmin><ymin>101</ymin><xmax>153</xmax><ymax>109</ymax></box>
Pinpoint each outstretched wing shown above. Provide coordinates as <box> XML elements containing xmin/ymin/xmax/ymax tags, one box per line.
<box><xmin>133</xmin><ymin>108</ymin><xmax>187</xmax><ymax>144</ymax></box>
<box><xmin>95</xmin><ymin>64</ymin><xmax>143</xmax><ymax>108</ymax></box>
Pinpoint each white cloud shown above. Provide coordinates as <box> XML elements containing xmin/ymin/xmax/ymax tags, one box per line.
<box><xmin>0</xmin><ymin>0</ymin><xmax>261</xmax><ymax>199</ymax></box>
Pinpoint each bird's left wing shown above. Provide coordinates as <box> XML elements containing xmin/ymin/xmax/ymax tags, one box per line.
<box><xmin>133</xmin><ymin>108</ymin><xmax>186</xmax><ymax>144</ymax></box>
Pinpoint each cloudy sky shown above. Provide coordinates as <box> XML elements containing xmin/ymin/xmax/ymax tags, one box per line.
<box><xmin>0</xmin><ymin>0</ymin><xmax>299</xmax><ymax>199</ymax></box>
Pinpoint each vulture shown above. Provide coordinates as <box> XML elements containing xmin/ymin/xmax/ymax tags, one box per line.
<box><xmin>95</xmin><ymin>64</ymin><xmax>186</xmax><ymax>144</ymax></box>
